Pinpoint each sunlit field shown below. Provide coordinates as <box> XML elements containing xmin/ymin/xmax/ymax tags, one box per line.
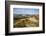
<box><xmin>13</xmin><ymin>14</ymin><xmax>39</xmax><ymax>28</ymax></box>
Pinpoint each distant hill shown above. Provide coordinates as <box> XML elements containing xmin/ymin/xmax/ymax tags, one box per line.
<box><xmin>14</xmin><ymin>14</ymin><xmax>39</xmax><ymax>19</ymax></box>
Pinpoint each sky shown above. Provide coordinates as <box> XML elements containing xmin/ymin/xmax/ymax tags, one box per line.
<box><xmin>13</xmin><ymin>8</ymin><xmax>39</xmax><ymax>15</ymax></box>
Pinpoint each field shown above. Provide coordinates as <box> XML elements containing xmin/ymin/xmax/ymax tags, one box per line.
<box><xmin>13</xmin><ymin>14</ymin><xmax>39</xmax><ymax>28</ymax></box>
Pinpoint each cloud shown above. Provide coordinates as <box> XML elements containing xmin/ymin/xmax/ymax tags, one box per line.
<box><xmin>13</xmin><ymin>8</ymin><xmax>39</xmax><ymax>15</ymax></box>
